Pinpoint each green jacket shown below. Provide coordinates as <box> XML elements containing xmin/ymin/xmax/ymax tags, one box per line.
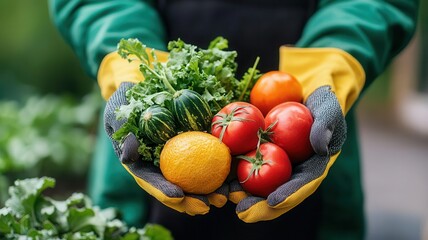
<box><xmin>49</xmin><ymin>1</ymin><xmax>418</xmax><ymax>239</ymax></box>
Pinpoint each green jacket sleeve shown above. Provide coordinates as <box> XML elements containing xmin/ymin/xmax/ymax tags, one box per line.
<box><xmin>48</xmin><ymin>0</ymin><xmax>167</xmax><ymax>79</ymax></box>
<box><xmin>297</xmin><ymin>0</ymin><xmax>419</xmax><ymax>87</ymax></box>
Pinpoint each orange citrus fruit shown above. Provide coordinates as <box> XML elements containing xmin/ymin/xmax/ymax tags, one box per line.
<box><xmin>160</xmin><ymin>131</ymin><xmax>232</xmax><ymax>194</ymax></box>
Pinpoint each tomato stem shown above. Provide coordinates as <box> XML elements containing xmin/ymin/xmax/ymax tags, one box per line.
<box><xmin>258</xmin><ymin>120</ymin><xmax>277</xmax><ymax>143</ymax></box>
<box><xmin>211</xmin><ymin>106</ymin><xmax>255</xmax><ymax>142</ymax></box>
<box><xmin>237</xmin><ymin>133</ymin><xmax>272</xmax><ymax>184</ymax></box>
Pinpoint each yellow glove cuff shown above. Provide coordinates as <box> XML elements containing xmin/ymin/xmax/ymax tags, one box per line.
<box><xmin>279</xmin><ymin>47</ymin><xmax>365</xmax><ymax>114</ymax></box>
<box><xmin>122</xmin><ymin>164</ymin><xmax>210</xmax><ymax>216</ymax></box>
<box><xmin>97</xmin><ymin>49</ymin><xmax>169</xmax><ymax>100</ymax></box>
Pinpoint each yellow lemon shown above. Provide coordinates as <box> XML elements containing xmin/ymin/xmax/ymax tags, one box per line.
<box><xmin>160</xmin><ymin>131</ymin><xmax>231</xmax><ymax>194</ymax></box>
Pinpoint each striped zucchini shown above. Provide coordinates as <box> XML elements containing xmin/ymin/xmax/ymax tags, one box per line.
<box><xmin>172</xmin><ymin>89</ymin><xmax>212</xmax><ymax>132</ymax></box>
<box><xmin>139</xmin><ymin>105</ymin><xmax>177</xmax><ymax>144</ymax></box>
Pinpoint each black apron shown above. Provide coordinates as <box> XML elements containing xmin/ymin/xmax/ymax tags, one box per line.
<box><xmin>149</xmin><ymin>1</ymin><xmax>320</xmax><ymax>239</ymax></box>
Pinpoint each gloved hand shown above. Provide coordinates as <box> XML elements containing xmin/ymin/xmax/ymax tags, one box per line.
<box><xmin>229</xmin><ymin>47</ymin><xmax>365</xmax><ymax>223</ymax></box>
<box><xmin>100</xmin><ymin>51</ymin><xmax>229</xmax><ymax>215</ymax></box>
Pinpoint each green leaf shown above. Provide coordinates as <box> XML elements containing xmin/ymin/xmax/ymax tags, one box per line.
<box><xmin>35</xmin><ymin>192</ymin><xmax>89</xmax><ymax>234</ymax></box>
<box><xmin>142</xmin><ymin>91</ymin><xmax>173</xmax><ymax>108</ymax></box>
<box><xmin>64</xmin><ymin>231</ymin><xmax>98</xmax><ymax>240</ymax></box>
<box><xmin>26</xmin><ymin>228</ymin><xmax>43</xmax><ymax>238</ymax></box>
<box><xmin>115</xmin><ymin>98</ymin><xmax>144</xmax><ymax>121</ymax></box>
<box><xmin>41</xmin><ymin>220</ymin><xmax>58</xmax><ymax>236</ymax></box>
<box><xmin>137</xmin><ymin>143</ymin><xmax>157</xmax><ymax>163</ymax></box>
<box><xmin>0</xmin><ymin>208</ymin><xmax>15</xmax><ymax>234</ymax></box>
<box><xmin>5</xmin><ymin>177</ymin><xmax>55</xmax><ymax>219</ymax></box>
<box><xmin>118</xmin><ymin>38</ymin><xmax>149</xmax><ymax>63</ymax></box>
<box><xmin>141</xmin><ymin>223</ymin><xmax>173</xmax><ymax>240</ymax></box>
<box><xmin>121</xmin><ymin>229</ymin><xmax>141</xmax><ymax>240</ymax></box>
<box><xmin>208</xmin><ymin>36</ymin><xmax>229</xmax><ymax>50</ymax></box>
<box><xmin>104</xmin><ymin>219</ymin><xmax>128</xmax><ymax>239</ymax></box>
<box><xmin>153</xmin><ymin>144</ymin><xmax>164</xmax><ymax>167</ymax></box>
<box><xmin>19</xmin><ymin>214</ymin><xmax>31</xmax><ymax>235</ymax></box>
<box><xmin>10</xmin><ymin>218</ymin><xmax>22</xmax><ymax>235</ymax></box>
<box><xmin>67</xmin><ymin>208</ymin><xmax>96</xmax><ymax>232</ymax></box>
<box><xmin>0</xmin><ymin>88</ymin><xmax>101</xmax><ymax>183</ymax></box>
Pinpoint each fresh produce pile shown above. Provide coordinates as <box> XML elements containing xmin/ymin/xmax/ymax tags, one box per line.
<box><xmin>113</xmin><ymin>37</ymin><xmax>260</xmax><ymax>163</ymax></box>
<box><xmin>113</xmin><ymin>37</ymin><xmax>314</xmax><ymax>197</ymax></box>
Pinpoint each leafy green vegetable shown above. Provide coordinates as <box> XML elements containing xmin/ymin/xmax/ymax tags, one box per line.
<box><xmin>0</xmin><ymin>177</ymin><xmax>173</xmax><ymax>240</ymax></box>
<box><xmin>0</xmin><ymin>87</ymin><xmax>102</xmax><ymax>206</ymax></box>
<box><xmin>0</xmin><ymin>88</ymin><xmax>101</xmax><ymax>174</ymax></box>
<box><xmin>114</xmin><ymin>37</ymin><xmax>260</xmax><ymax>164</ymax></box>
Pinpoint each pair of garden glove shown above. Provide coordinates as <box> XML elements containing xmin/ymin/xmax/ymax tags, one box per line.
<box><xmin>101</xmin><ymin>46</ymin><xmax>365</xmax><ymax>223</ymax></box>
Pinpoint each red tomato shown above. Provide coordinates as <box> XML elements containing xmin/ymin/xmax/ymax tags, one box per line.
<box><xmin>250</xmin><ymin>71</ymin><xmax>303</xmax><ymax>116</ymax></box>
<box><xmin>265</xmin><ymin>102</ymin><xmax>314</xmax><ymax>164</ymax></box>
<box><xmin>237</xmin><ymin>143</ymin><xmax>292</xmax><ymax>198</ymax></box>
<box><xmin>211</xmin><ymin>102</ymin><xmax>265</xmax><ymax>155</ymax></box>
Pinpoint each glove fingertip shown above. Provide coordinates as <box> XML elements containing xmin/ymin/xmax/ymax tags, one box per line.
<box><xmin>208</xmin><ymin>184</ymin><xmax>229</xmax><ymax>207</ymax></box>
<box><xmin>236</xmin><ymin>196</ymin><xmax>264</xmax><ymax>213</ymax></box>
<box><xmin>229</xmin><ymin>191</ymin><xmax>248</xmax><ymax>204</ymax></box>
<box><xmin>120</xmin><ymin>133</ymin><xmax>141</xmax><ymax>163</ymax></box>
<box><xmin>228</xmin><ymin>179</ymin><xmax>248</xmax><ymax>204</ymax></box>
<box><xmin>183</xmin><ymin>195</ymin><xmax>210</xmax><ymax>215</ymax></box>
<box><xmin>208</xmin><ymin>193</ymin><xmax>228</xmax><ymax>208</ymax></box>
<box><xmin>266</xmin><ymin>189</ymin><xmax>293</xmax><ymax>209</ymax></box>
<box><xmin>310</xmin><ymin>126</ymin><xmax>332</xmax><ymax>156</ymax></box>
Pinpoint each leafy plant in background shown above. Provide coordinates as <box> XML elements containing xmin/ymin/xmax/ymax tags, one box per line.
<box><xmin>0</xmin><ymin>177</ymin><xmax>173</xmax><ymax>240</ymax></box>
<box><xmin>0</xmin><ymin>87</ymin><xmax>103</xmax><ymax>205</ymax></box>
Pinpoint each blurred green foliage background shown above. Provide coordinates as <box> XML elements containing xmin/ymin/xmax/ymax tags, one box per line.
<box><xmin>0</xmin><ymin>1</ymin><xmax>103</xmax><ymax>205</ymax></box>
<box><xmin>0</xmin><ymin>0</ymin><xmax>94</xmax><ymax>100</ymax></box>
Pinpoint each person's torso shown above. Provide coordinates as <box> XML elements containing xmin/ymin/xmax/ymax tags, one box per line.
<box><xmin>150</xmin><ymin>2</ymin><xmax>365</xmax><ymax>239</ymax></box>
<box><xmin>157</xmin><ymin>0</ymin><xmax>318</xmax><ymax>74</ymax></box>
